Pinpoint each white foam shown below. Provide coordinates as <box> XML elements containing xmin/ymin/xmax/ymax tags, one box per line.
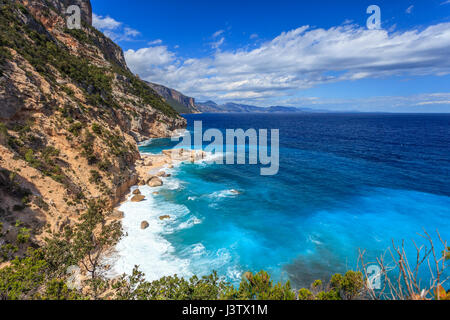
<box><xmin>171</xmin><ymin>129</ymin><xmax>190</xmax><ymax>139</ymax></box>
<box><xmin>181</xmin><ymin>243</ymin><xmax>206</xmax><ymax>257</ymax></box>
<box><xmin>208</xmin><ymin>189</ymin><xmax>240</xmax><ymax>199</ymax></box>
<box><xmin>177</xmin><ymin>216</ymin><xmax>202</xmax><ymax>231</ymax></box>
<box><xmin>107</xmin><ymin>186</ymin><xmax>193</xmax><ymax>281</ymax></box>
<box><xmin>138</xmin><ymin>138</ymin><xmax>153</xmax><ymax>147</ymax></box>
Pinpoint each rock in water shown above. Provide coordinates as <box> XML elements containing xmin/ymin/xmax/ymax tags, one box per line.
<box><xmin>147</xmin><ymin>176</ymin><xmax>163</xmax><ymax>187</ymax></box>
<box><xmin>159</xmin><ymin>215</ymin><xmax>170</xmax><ymax>221</ymax></box>
<box><xmin>141</xmin><ymin>221</ymin><xmax>149</xmax><ymax>229</ymax></box>
<box><xmin>131</xmin><ymin>195</ymin><xmax>146</xmax><ymax>202</ymax></box>
<box><xmin>132</xmin><ymin>189</ymin><xmax>141</xmax><ymax>195</ymax></box>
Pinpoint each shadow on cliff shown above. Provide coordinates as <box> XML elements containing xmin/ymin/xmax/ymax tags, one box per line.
<box><xmin>0</xmin><ymin>166</ymin><xmax>47</xmax><ymax>245</ymax></box>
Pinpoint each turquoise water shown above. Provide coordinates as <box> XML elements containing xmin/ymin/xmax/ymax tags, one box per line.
<box><xmin>112</xmin><ymin>113</ymin><xmax>450</xmax><ymax>288</ymax></box>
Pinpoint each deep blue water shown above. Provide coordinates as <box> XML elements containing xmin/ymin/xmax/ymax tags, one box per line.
<box><xmin>116</xmin><ymin>113</ymin><xmax>449</xmax><ymax>288</ymax></box>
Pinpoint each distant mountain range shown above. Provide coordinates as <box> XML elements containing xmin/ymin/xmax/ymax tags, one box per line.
<box><xmin>196</xmin><ymin>101</ymin><xmax>329</xmax><ymax>113</ymax></box>
<box><xmin>145</xmin><ymin>83</ymin><xmax>329</xmax><ymax>114</ymax></box>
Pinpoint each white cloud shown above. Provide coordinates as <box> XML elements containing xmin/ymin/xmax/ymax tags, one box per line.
<box><xmin>250</xmin><ymin>33</ymin><xmax>258</xmax><ymax>39</ymax></box>
<box><xmin>124</xmin><ymin>46</ymin><xmax>177</xmax><ymax>78</ymax></box>
<box><xmin>124</xmin><ymin>23</ymin><xmax>450</xmax><ymax>107</ymax></box>
<box><xmin>148</xmin><ymin>39</ymin><xmax>163</xmax><ymax>45</ymax></box>
<box><xmin>441</xmin><ymin>0</ymin><xmax>450</xmax><ymax>5</ymax></box>
<box><xmin>124</xmin><ymin>27</ymin><xmax>140</xmax><ymax>37</ymax></box>
<box><xmin>212</xmin><ymin>30</ymin><xmax>225</xmax><ymax>38</ymax></box>
<box><xmin>210</xmin><ymin>37</ymin><xmax>225</xmax><ymax>49</ymax></box>
<box><xmin>92</xmin><ymin>13</ymin><xmax>140</xmax><ymax>42</ymax></box>
<box><xmin>92</xmin><ymin>13</ymin><xmax>122</xmax><ymax>30</ymax></box>
<box><xmin>406</xmin><ymin>5</ymin><xmax>414</xmax><ymax>14</ymax></box>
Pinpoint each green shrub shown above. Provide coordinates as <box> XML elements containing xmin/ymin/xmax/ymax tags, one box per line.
<box><xmin>17</xmin><ymin>228</ymin><xmax>31</xmax><ymax>244</ymax></box>
<box><xmin>89</xmin><ymin>170</ymin><xmax>101</xmax><ymax>184</ymax></box>
<box><xmin>329</xmin><ymin>271</ymin><xmax>364</xmax><ymax>300</ymax></box>
<box><xmin>98</xmin><ymin>159</ymin><xmax>111</xmax><ymax>172</ymax></box>
<box><xmin>24</xmin><ymin>149</ymin><xmax>40</xmax><ymax>168</ymax></box>
<box><xmin>230</xmin><ymin>271</ymin><xmax>296</xmax><ymax>300</ymax></box>
<box><xmin>68</xmin><ymin>122</ymin><xmax>83</xmax><ymax>137</ymax></box>
<box><xmin>0</xmin><ymin>248</ymin><xmax>47</xmax><ymax>300</ymax></box>
<box><xmin>91</xmin><ymin>123</ymin><xmax>102</xmax><ymax>135</ymax></box>
<box><xmin>297</xmin><ymin>288</ymin><xmax>314</xmax><ymax>300</ymax></box>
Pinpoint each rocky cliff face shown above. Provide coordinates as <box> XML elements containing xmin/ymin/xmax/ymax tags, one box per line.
<box><xmin>146</xmin><ymin>81</ymin><xmax>200</xmax><ymax>114</ymax></box>
<box><xmin>0</xmin><ymin>0</ymin><xmax>185</xmax><ymax>240</ymax></box>
<box><xmin>22</xmin><ymin>0</ymin><xmax>92</xmax><ymax>25</ymax></box>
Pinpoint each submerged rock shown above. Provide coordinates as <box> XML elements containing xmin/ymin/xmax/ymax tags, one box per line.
<box><xmin>230</xmin><ymin>189</ymin><xmax>241</xmax><ymax>195</ymax></box>
<box><xmin>131</xmin><ymin>195</ymin><xmax>146</xmax><ymax>202</ymax></box>
<box><xmin>141</xmin><ymin>221</ymin><xmax>149</xmax><ymax>229</ymax></box>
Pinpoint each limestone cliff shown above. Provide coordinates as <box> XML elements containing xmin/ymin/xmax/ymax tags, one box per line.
<box><xmin>0</xmin><ymin>0</ymin><xmax>186</xmax><ymax>242</ymax></box>
<box><xmin>146</xmin><ymin>81</ymin><xmax>200</xmax><ymax>114</ymax></box>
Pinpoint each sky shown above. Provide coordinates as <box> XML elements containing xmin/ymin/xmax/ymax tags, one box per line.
<box><xmin>90</xmin><ymin>0</ymin><xmax>450</xmax><ymax>112</ymax></box>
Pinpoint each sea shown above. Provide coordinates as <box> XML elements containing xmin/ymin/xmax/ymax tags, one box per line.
<box><xmin>109</xmin><ymin>113</ymin><xmax>450</xmax><ymax>288</ymax></box>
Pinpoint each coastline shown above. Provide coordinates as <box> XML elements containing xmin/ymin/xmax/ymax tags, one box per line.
<box><xmin>106</xmin><ymin>147</ymin><xmax>208</xmax><ymax>279</ymax></box>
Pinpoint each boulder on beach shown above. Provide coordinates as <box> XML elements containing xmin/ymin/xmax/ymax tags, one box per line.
<box><xmin>168</xmin><ymin>164</ymin><xmax>174</xmax><ymax>169</ymax></box>
<box><xmin>138</xmin><ymin>180</ymin><xmax>146</xmax><ymax>186</ymax></box>
<box><xmin>144</xmin><ymin>159</ymin><xmax>153</xmax><ymax>166</ymax></box>
<box><xmin>141</xmin><ymin>221</ymin><xmax>149</xmax><ymax>229</ymax></box>
<box><xmin>157</xmin><ymin>171</ymin><xmax>166</xmax><ymax>177</ymax></box>
<box><xmin>131</xmin><ymin>195</ymin><xmax>146</xmax><ymax>202</ymax></box>
<box><xmin>132</xmin><ymin>189</ymin><xmax>141</xmax><ymax>195</ymax></box>
<box><xmin>147</xmin><ymin>176</ymin><xmax>163</xmax><ymax>187</ymax></box>
<box><xmin>159</xmin><ymin>215</ymin><xmax>170</xmax><ymax>221</ymax></box>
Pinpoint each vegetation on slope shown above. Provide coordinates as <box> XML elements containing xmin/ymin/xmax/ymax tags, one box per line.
<box><xmin>0</xmin><ymin>0</ymin><xmax>178</xmax><ymax>118</ymax></box>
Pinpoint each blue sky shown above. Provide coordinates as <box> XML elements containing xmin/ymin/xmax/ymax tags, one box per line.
<box><xmin>91</xmin><ymin>0</ymin><xmax>450</xmax><ymax>112</ymax></box>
